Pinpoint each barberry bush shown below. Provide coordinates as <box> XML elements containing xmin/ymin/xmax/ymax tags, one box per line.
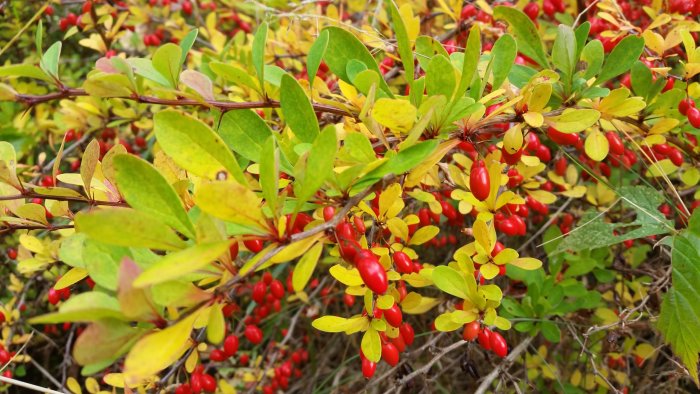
<box><xmin>1</xmin><ymin>0</ymin><xmax>700</xmax><ymax>392</ymax></box>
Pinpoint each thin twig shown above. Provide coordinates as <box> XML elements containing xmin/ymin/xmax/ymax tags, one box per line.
<box><xmin>473</xmin><ymin>337</ymin><xmax>533</xmax><ymax>394</ymax></box>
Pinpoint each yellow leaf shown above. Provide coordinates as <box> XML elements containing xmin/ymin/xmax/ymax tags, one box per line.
<box><xmin>544</xmin><ymin>109</ymin><xmax>600</xmax><ymax>133</ymax></box>
<box><xmin>648</xmin><ymin>118</ymin><xmax>679</xmax><ymax>134</ymax></box>
<box><xmin>123</xmin><ymin>310</ymin><xmax>200</xmax><ymax>383</ymax></box>
<box><xmin>271</xmin><ymin>233</ymin><xmax>324</xmax><ymax>263</ymax></box>
<box><xmin>372</xmin><ymin>98</ymin><xmax>417</xmax><ymax>133</ymax></box>
<box><xmin>329</xmin><ymin>264</ymin><xmax>365</xmax><ymax>286</ymax></box>
<box><xmin>292</xmin><ymin>242</ymin><xmax>323</xmax><ymax>292</ymax></box>
<box><xmin>361</xmin><ymin>327</ymin><xmax>381</xmax><ymax>362</ymax></box>
<box><xmin>527</xmin><ymin>83</ymin><xmax>552</xmax><ymax>112</ymax></box>
<box><xmin>311</xmin><ymin>315</ymin><xmax>350</xmax><ymax>332</ymax></box>
<box><xmin>409</xmin><ymin>225</ymin><xmax>439</xmax><ymax>245</ymax></box>
<box><xmin>207</xmin><ymin>303</ymin><xmax>225</xmax><ymax>344</ymax></box>
<box><xmin>67</xmin><ymin>377</ymin><xmax>83</xmax><ymax>394</ymax></box>
<box><xmin>503</xmin><ymin>124</ymin><xmax>524</xmax><ymax>153</ymax></box>
<box><xmin>527</xmin><ymin>189</ymin><xmax>558</xmax><ymax>204</ymax></box>
<box><xmin>386</xmin><ymin>217</ymin><xmax>409</xmax><ymax>240</ymax></box>
<box><xmin>523</xmin><ymin>112</ymin><xmax>544</xmax><ymax>128</ymax></box>
<box><xmin>195</xmin><ymin>181</ymin><xmax>266</xmax><ymax>230</ymax></box>
<box><xmin>646</xmin><ymin>159</ymin><xmax>678</xmax><ymax>177</ymax></box>
<box><xmin>642</xmin><ymin>30</ymin><xmax>665</xmax><ymax>55</ymax></box>
<box><xmin>55</xmin><ymin>267</ymin><xmax>89</xmax><ymax>290</ymax></box>
<box><xmin>509</xmin><ymin>257</ymin><xmax>542</xmax><ymax>270</ymax></box>
<box><xmin>584</xmin><ymin>130</ymin><xmax>609</xmax><ymax>162</ymax></box>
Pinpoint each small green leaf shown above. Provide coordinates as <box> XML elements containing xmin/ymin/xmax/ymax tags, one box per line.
<box><xmin>218</xmin><ymin>109</ymin><xmax>273</xmax><ymax>162</ymax></box>
<box><xmin>40</xmin><ymin>41</ymin><xmax>62</xmax><ymax>79</ymax></box>
<box><xmin>75</xmin><ymin>208</ymin><xmax>187</xmax><ymax>251</ymax></box>
<box><xmin>307</xmin><ymin>30</ymin><xmax>329</xmax><ymax>83</ymax></box>
<box><xmin>322</xmin><ymin>26</ymin><xmax>392</xmax><ymax>96</ymax></box>
<box><xmin>354</xmin><ymin>140</ymin><xmax>438</xmax><ymax>189</ymax></box>
<box><xmin>580</xmin><ymin>40</ymin><xmax>604</xmax><ymax>80</ymax></box>
<box><xmin>134</xmin><ymin>241</ymin><xmax>230</xmax><ymax>287</ymax></box>
<box><xmin>389</xmin><ymin>2</ymin><xmax>414</xmax><ymax>92</ymax></box>
<box><xmin>552</xmin><ymin>25</ymin><xmax>577</xmax><ymax>79</ymax></box>
<box><xmin>0</xmin><ymin>64</ymin><xmax>52</xmax><ymax>82</ymax></box>
<box><xmin>35</xmin><ymin>20</ymin><xmax>43</xmax><ymax>56</ymax></box>
<box><xmin>595</xmin><ymin>36</ymin><xmax>645</xmax><ymax>84</ymax></box>
<box><xmin>457</xmin><ymin>25</ymin><xmax>481</xmax><ymax>98</ymax></box>
<box><xmin>252</xmin><ymin>22</ymin><xmax>268</xmax><ymax>93</ymax></box>
<box><xmin>113</xmin><ymin>155</ymin><xmax>195</xmax><ymax>239</ymax></box>
<box><xmin>179</xmin><ymin>29</ymin><xmax>198</xmax><ymax>65</ymax></box>
<box><xmin>426</xmin><ymin>54</ymin><xmax>456</xmax><ymax>100</ymax></box>
<box><xmin>129</xmin><ymin>58</ymin><xmax>172</xmax><ymax>87</ymax></box>
<box><xmin>152</xmin><ymin>43</ymin><xmax>182</xmax><ymax>88</ymax></box>
<box><xmin>432</xmin><ymin>266</ymin><xmax>471</xmax><ymax>300</ymax></box>
<box><xmin>259</xmin><ymin>136</ymin><xmax>279</xmax><ymax>216</ymax></box>
<box><xmin>574</xmin><ymin>22</ymin><xmax>590</xmax><ymax>59</ymax></box>
<box><xmin>540</xmin><ymin>321</ymin><xmax>561</xmax><ymax>343</ymax></box>
<box><xmin>294</xmin><ymin>126</ymin><xmax>337</xmax><ymax>209</ymax></box>
<box><xmin>493</xmin><ymin>6</ymin><xmax>548</xmax><ymax>68</ymax></box>
<box><xmin>154</xmin><ymin>110</ymin><xmax>246</xmax><ymax>184</ymax></box>
<box><xmin>490</xmin><ymin>34</ymin><xmax>517</xmax><ymax>90</ymax></box>
<box><xmin>280</xmin><ymin>74</ymin><xmax>320</xmax><ymax>143</ymax></box>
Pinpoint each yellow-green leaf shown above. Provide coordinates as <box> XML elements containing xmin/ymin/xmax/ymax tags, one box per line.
<box><xmin>292</xmin><ymin>242</ymin><xmax>323</xmax><ymax>292</ymax></box>
<box><xmin>584</xmin><ymin>130</ymin><xmax>609</xmax><ymax>162</ymax></box>
<box><xmin>195</xmin><ymin>181</ymin><xmax>266</xmax><ymax>230</ymax></box>
<box><xmin>312</xmin><ymin>315</ymin><xmax>350</xmax><ymax>332</ymax></box>
<box><xmin>134</xmin><ymin>241</ymin><xmax>230</xmax><ymax>287</ymax></box>
<box><xmin>372</xmin><ymin>98</ymin><xmax>417</xmax><ymax>133</ymax></box>
<box><xmin>361</xmin><ymin>327</ymin><xmax>381</xmax><ymax>362</ymax></box>
<box><xmin>409</xmin><ymin>225</ymin><xmax>439</xmax><ymax>245</ymax></box>
<box><xmin>544</xmin><ymin>109</ymin><xmax>600</xmax><ymax>133</ymax></box>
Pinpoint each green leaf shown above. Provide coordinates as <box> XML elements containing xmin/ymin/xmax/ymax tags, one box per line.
<box><xmin>29</xmin><ymin>292</ymin><xmax>124</xmax><ymax>324</ymax></box>
<box><xmin>493</xmin><ymin>6</ymin><xmax>548</xmax><ymax>68</ymax></box>
<box><xmin>490</xmin><ymin>34</ymin><xmax>517</xmax><ymax>90</ymax></box>
<box><xmin>152</xmin><ymin>43</ymin><xmax>182</xmax><ymax>88</ymax></box>
<box><xmin>580</xmin><ymin>40</ymin><xmax>604</xmax><ymax>80</ymax></box>
<box><xmin>75</xmin><ymin>208</ymin><xmax>187</xmax><ymax>251</ymax></box>
<box><xmin>292</xmin><ymin>242</ymin><xmax>323</xmax><ymax>292</ymax></box>
<box><xmin>218</xmin><ymin>109</ymin><xmax>273</xmax><ymax>162</ymax></box>
<box><xmin>35</xmin><ymin>20</ymin><xmax>43</xmax><ymax>56</ymax></box>
<box><xmin>40</xmin><ymin>41</ymin><xmax>62</xmax><ymax>79</ymax></box>
<box><xmin>154</xmin><ymin>110</ymin><xmax>246</xmax><ymax>184</ymax></box>
<box><xmin>426</xmin><ymin>54</ymin><xmax>456</xmax><ymax>100</ymax></box>
<box><xmin>259</xmin><ymin>136</ymin><xmax>279</xmax><ymax>217</ymax></box>
<box><xmin>179</xmin><ymin>29</ymin><xmax>198</xmax><ymax>65</ymax></box>
<box><xmin>83</xmin><ymin>240</ymin><xmax>130</xmax><ymax>291</ymax></box>
<box><xmin>294</xmin><ymin>126</ymin><xmax>337</xmax><ymax>208</ymax></box>
<box><xmin>280</xmin><ymin>74</ymin><xmax>320</xmax><ymax>143</ymax></box>
<box><xmin>83</xmin><ymin>73</ymin><xmax>134</xmax><ymax>98</ymax></box>
<box><xmin>209</xmin><ymin>62</ymin><xmax>259</xmax><ymax>92</ymax></box>
<box><xmin>552</xmin><ymin>25</ymin><xmax>576</xmax><ymax>79</ymax></box>
<box><xmin>432</xmin><ymin>266</ymin><xmax>474</xmax><ymax>301</ymax></box>
<box><xmin>658</xmin><ymin>234</ymin><xmax>700</xmax><ymax>385</ymax></box>
<box><xmin>456</xmin><ymin>26</ymin><xmax>481</xmax><ymax>98</ymax></box>
<box><xmin>113</xmin><ymin>155</ymin><xmax>195</xmax><ymax>239</ymax></box>
<box><xmin>354</xmin><ymin>140</ymin><xmax>438</xmax><ymax>189</ymax></box>
<box><xmin>574</xmin><ymin>22</ymin><xmax>590</xmax><ymax>59</ymax></box>
<box><xmin>307</xmin><ymin>30</ymin><xmax>329</xmax><ymax>83</ymax></box>
<box><xmin>252</xmin><ymin>22</ymin><xmax>268</xmax><ymax>93</ymax></box>
<box><xmin>129</xmin><ymin>58</ymin><xmax>172</xmax><ymax>87</ymax></box>
<box><xmin>630</xmin><ymin>61</ymin><xmax>652</xmax><ymax>100</ymax></box>
<box><xmin>555</xmin><ymin>186</ymin><xmax>673</xmax><ymax>253</ymax></box>
<box><xmin>322</xmin><ymin>26</ymin><xmax>392</xmax><ymax>96</ymax></box>
<box><xmin>134</xmin><ymin>241</ymin><xmax>230</xmax><ymax>287</ymax></box>
<box><xmin>389</xmin><ymin>2</ymin><xmax>414</xmax><ymax>92</ymax></box>
<box><xmin>595</xmin><ymin>36</ymin><xmax>645</xmax><ymax>84</ymax></box>
<box><xmin>195</xmin><ymin>181</ymin><xmax>267</xmax><ymax>229</ymax></box>
<box><xmin>361</xmin><ymin>327</ymin><xmax>381</xmax><ymax>362</ymax></box>
<box><xmin>0</xmin><ymin>64</ymin><xmax>52</xmax><ymax>82</ymax></box>
<box><xmin>540</xmin><ymin>321</ymin><xmax>562</xmax><ymax>343</ymax></box>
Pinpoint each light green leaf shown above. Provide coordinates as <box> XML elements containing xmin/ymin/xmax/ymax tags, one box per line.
<box><xmin>432</xmin><ymin>266</ymin><xmax>470</xmax><ymax>300</ymax></box>
<box><xmin>75</xmin><ymin>208</ymin><xmax>187</xmax><ymax>251</ymax></box>
<box><xmin>114</xmin><ymin>155</ymin><xmax>195</xmax><ymax>239</ymax></box>
<box><xmin>292</xmin><ymin>242</ymin><xmax>323</xmax><ymax>292</ymax></box>
<box><xmin>426</xmin><ymin>54</ymin><xmax>456</xmax><ymax>100</ymax></box>
<box><xmin>154</xmin><ymin>110</ymin><xmax>246</xmax><ymax>184</ymax></box>
<box><xmin>457</xmin><ymin>25</ymin><xmax>481</xmax><ymax>97</ymax></box>
<box><xmin>259</xmin><ymin>136</ymin><xmax>279</xmax><ymax>217</ymax></box>
<box><xmin>134</xmin><ymin>241</ymin><xmax>230</xmax><ymax>287</ymax></box>
<box><xmin>544</xmin><ymin>109</ymin><xmax>600</xmax><ymax>133</ymax></box>
<box><xmin>490</xmin><ymin>34</ymin><xmax>517</xmax><ymax>90</ymax></box>
<box><xmin>354</xmin><ymin>140</ymin><xmax>438</xmax><ymax>189</ymax></box>
<box><xmin>40</xmin><ymin>41</ymin><xmax>62</xmax><ymax>79</ymax></box>
<box><xmin>252</xmin><ymin>22</ymin><xmax>268</xmax><ymax>93</ymax></box>
<box><xmin>29</xmin><ymin>292</ymin><xmax>124</xmax><ymax>324</ymax></box>
<box><xmin>280</xmin><ymin>74</ymin><xmax>320</xmax><ymax>143</ymax></box>
<box><xmin>179</xmin><ymin>29</ymin><xmax>198</xmax><ymax>65</ymax></box>
<box><xmin>218</xmin><ymin>109</ymin><xmax>273</xmax><ymax>162</ymax></box>
<box><xmin>552</xmin><ymin>25</ymin><xmax>576</xmax><ymax>78</ymax></box>
<box><xmin>389</xmin><ymin>2</ymin><xmax>414</xmax><ymax>92</ymax></box>
<box><xmin>152</xmin><ymin>43</ymin><xmax>182</xmax><ymax>88</ymax></box>
<box><xmin>294</xmin><ymin>126</ymin><xmax>337</xmax><ymax>208</ymax></box>
<box><xmin>493</xmin><ymin>6</ymin><xmax>548</xmax><ymax>68</ymax></box>
<box><xmin>0</xmin><ymin>64</ymin><xmax>52</xmax><ymax>82</ymax></box>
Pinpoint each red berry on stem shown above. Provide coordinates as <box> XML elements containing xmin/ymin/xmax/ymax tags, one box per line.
<box><xmin>679</xmin><ymin>98</ymin><xmax>695</xmax><ymax>115</ymax></box>
<box><xmin>201</xmin><ymin>374</ymin><xmax>217</xmax><ymax>393</ymax></box>
<box><xmin>323</xmin><ymin>206</ymin><xmax>335</xmax><ymax>222</ymax></box>
<box><xmin>244</xmin><ymin>239</ymin><xmax>264</xmax><ymax>253</ymax></box>
<box><xmin>470</xmin><ymin>160</ymin><xmax>490</xmax><ymax>201</ymax></box>
<box><xmin>223</xmin><ymin>335</ymin><xmax>239</xmax><ymax>357</ymax></box>
<box><xmin>244</xmin><ymin>325</ymin><xmax>263</xmax><ymax>344</ymax></box>
<box><xmin>478</xmin><ymin>328</ymin><xmax>492</xmax><ymax>350</ymax></box>
<box><xmin>270</xmin><ymin>279</ymin><xmax>285</xmax><ymax>299</ymax></box>
<box><xmin>490</xmin><ymin>331</ymin><xmax>508</xmax><ymax>357</ymax></box>
<box><xmin>356</xmin><ymin>252</ymin><xmax>388</xmax><ymax>294</ymax></box>
<box><xmin>252</xmin><ymin>282</ymin><xmax>266</xmax><ymax>304</ymax></box>
<box><xmin>688</xmin><ymin>107</ymin><xmax>700</xmax><ymax>128</ymax></box>
<box><xmin>382</xmin><ymin>303</ymin><xmax>403</xmax><ymax>327</ymax></box>
<box><xmin>6</xmin><ymin>248</ymin><xmax>17</xmax><ymax>260</ymax></box>
<box><xmin>524</xmin><ymin>2</ymin><xmax>539</xmax><ymax>20</ymax></box>
<box><xmin>462</xmin><ymin>321</ymin><xmax>480</xmax><ymax>341</ymax></box>
<box><xmin>361</xmin><ymin>357</ymin><xmax>376</xmax><ymax>378</ymax></box>
<box><xmin>399</xmin><ymin>323</ymin><xmax>415</xmax><ymax>346</ymax></box>
<box><xmin>209</xmin><ymin>349</ymin><xmax>226</xmax><ymax>362</ymax></box>
<box><xmin>381</xmin><ymin>342</ymin><xmax>399</xmax><ymax>366</ymax></box>
<box><xmin>392</xmin><ymin>251</ymin><xmax>413</xmax><ymax>274</ymax></box>
<box><xmin>48</xmin><ymin>288</ymin><xmax>60</xmax><ymax>305</ymax></box>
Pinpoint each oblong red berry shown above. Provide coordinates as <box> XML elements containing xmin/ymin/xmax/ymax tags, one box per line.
<box><xmin>381</xmin><ymin>342</ymin><xmax>399</xmax><ymax>366</ymax></box>
<box><xmin>223</xmin><ymin>335</ymin><xmax>239</xmax><ymax>357</ymax></box>
<box><xmin>244</xmin><ymin>325</ymin><xmax>263</xmax><ymax>345</ymax></box>
<box><xmin>478</xmin><ymin>328</ymin><xmax>492</xmax><ymax>350</ymax></box>
<box><xmin>361</xmin><ymin>357</ymin><xmax>376</xmax><ymax>378</ymax></box>
<box><xmin>392</xmin><ymin>251</ymin><xmax>413</xmax><ymax>274</ymax></box>
<box><xmin>470</xmin><ymin>160</ymin><xmax>490</xmax><ymax>201</ymax></box>
<box><xmin>382</xmin><ymin>303</ymin><xmax>403</xmax><ymax>327</ymax></box>
<box><xmin>490</xmin><ymin>331</ymin><xmax>508</xmax><ymax>357</ymax></box>
<box><xmin>399</xmin><ymin>323</ymin><xmax>415</xmax><ymax>346</ymax></box>
<box><xmin>356</xmin><ymin>253</ymin><xmax>388</xmax><ymax>294</ymax></box>
<box><xmin>462</xmin><ymin>321</ymin><xmax>480</xmax><ymax>341</ymax></box>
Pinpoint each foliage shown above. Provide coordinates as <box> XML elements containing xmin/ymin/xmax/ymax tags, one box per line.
<box><xmin>1</xmin><ymin>0</ymin><xmax>700</xmax><ymax>393</ymax></box>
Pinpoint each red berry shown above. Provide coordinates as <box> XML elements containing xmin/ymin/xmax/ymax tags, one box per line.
<box><xmin>244</xmin><ymin>325</ymin><xmax>263</xmax><ymax>345</ymax></box>
<box><xmin>175</xmin><ymin>384</ymin><xmax>192</xmax><ymax>394</ymax></box>
<box><xmin>392</xmin><ymin>251</ymin><xmax>413</xmax><ymax>274</ymax></box>
<box><xmin>462</xmin><ymin>321</ymin><xmax>480</xmax><ymax>341</ymax></box>
<box><xmin>490</xmin><ymin>331</ymin><xmax>508</xmax><ymax>357</ymax></box>
<box><xmin>323</xmin><ymin>206</ymin><xmax>335</xmax><ymax>222</ymax></box>
<box><xmin>478</xmin><ymin>328</ymin><xmax>492</xmax><ymax>350</ymax></box>
<box><xmin>606</xmin><ymin>132</ymin><xmax>625</xmax><ymax>156</ymax></box>
<box><xmin>382</xmin><ymin>303</ymin><xmax>403</xmax><ymax>327</ymax></box>
<box><xmin>223</xmin><ymin>335</ymin><xmax>239</xmax><ymax>357</ymax></box>
<box><xmin>48</xmin><ymin>288</ymin><xmax>60</xmax><ymax>305</ymax></box>
<box><xmin>6</xmin><ymin>248</ymin><xmax>17</xmax><ymax>260</ymax></box>
<box><xmin>663</xmin><ymin>78</ymin><xmax>675</xmax><ymax>92</ymax></box>
<box><xmin>524</xmin><ymin>2</ymin><xmax>540</xmax><ymax>20</ymax></box>
<box><xmin>44</xmin><ymin>5</ymin><xmax>54</xmax><ymax>15</ymax></box>
<box><xmin>270</xmin><ymin>279</ymin><xmax>285</xmax><ymax>299</ymax></box>
<box><xmin>461</xmin><ymin>4</ymin><xmax>477</xmax><ymax>19</ymax></box>
<box><xmin>669</xmin><ymin>148</ymin><xmax>684</xmax><ymax>166</ymax></box>
<box><xmin>361</xmin><ymin>357</ymin><xmax>376</xmax><ymax>378</ymax></box>
<box><xmin>399</xmin><ymin>323</ymin><xmax>415</xmax><ymax>346</ymax></box>
<box><xmin>0</xmin><ymin>349</ymin><xmax>10</xmax><ymax>364</ymax></box>
<box><xmin>82</xmin><ymin>1</ymin><xmax>92</xmax><ymax>14</ymax></box>
<box><xmin>688</xmin><ymin>107</ymin><xmax>700</xmax><ymax>128</ymax></box>
<box><xmin>252</xmin><ymin>282</ymin><xmax>266</xmax><ymax>304</ymax></box>
<box><xmin>356</xmin><ymin>252</ymin><xmax>388</xmax><ymax>294</ymax></box>
<box><xmin>229</xmin><ymin>241</ymin><xmax>239</xmax><ymax>260</ymax></box>
<box><xmin>59</xmin><ymin>18</ymin><xmax>70</xmax><ymax>31</ymax></box>
<box><xmin>679</xmin><ymin>98</ymin><xmax>695</xmax><ymax>115</ymax></box>
<box><xmin>0</xmin><ymin>312</ymin><xmax>5</xmax><ymax>325</ymax></box>
<box><xmin>200</xmin><ymin>374</ymin><xmax>216</xmax><ymax>393</ymax></box>
<box><xmin>343</xmin><ymin>293</ymin><xmax>355</xmax><ymax>307</ymax></box>
<box><xmin>381</xmin><ymin>342</ymin><xmax>399</xmax><ymax>366</ymax></box>
<box><xmin>182</xmin><ymin>1</ymin><xmax>193</xmax><ymax>15</ymax></box>
<box><xmin>470</xmin><ymin>160</ymin><xmax>490</xmax><ymax>201</ymax></box>
<box><xmin>209</xmin><ymin>349</ymin><xmax>226</xmax><ymax>362</ymax></box>
<box><xmin>66</xmin><ymin>12</ymin><xmax>78</xmax><ymax>25</ymax></box>
<box><xmin>244</xmin><ymin>239</ymin><xmax>264</xmax><ymax>253</ymax></box>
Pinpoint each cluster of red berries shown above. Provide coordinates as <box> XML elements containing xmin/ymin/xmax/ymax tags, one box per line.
<box><xmin>359</xmin><ymin>322</ymin><xmax>415</xmax><ymax>378</ymax></box>
<box><xmin>246</xmin><ymin>272</ymin><xmax>286</xmax><ymax>327</ymax></box>
<box><xmin>47</xmin><ymin>285</ymin><xmax>71</xmax><ymax>305</ymax></box>
<box><xmin>259</xmin><ymin>348</ymin><xmax>309</xmax><ymax>393</ymax></box>
<box><xmin>174</xmin><ymin>365</ymin><xmax>217</xmax><ymax>394</ymax></box>
<box><xmin>462</xmin><ymin>321</ymin><xmax>508</xmax><ymax>358</ymax></box>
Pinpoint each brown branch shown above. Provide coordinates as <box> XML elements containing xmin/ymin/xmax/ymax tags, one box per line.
<box><xmin>0</xmin><ymin>191</ymin><xmax>125</xmax><ymax>206</ymax></box>
<box><xmin>15</xmin><ymin>88</ymin><xmax>356</xmax><ymax>118</ymax></box>
<box><xmin>0</xmin><ymin>224</ymin><xmax>74</xmax><ymax>234</ymax></box>
<box><xmin>473</xmin><ymin>337</ymin><xmax>533</xmax><ymax>394</ymax></box>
